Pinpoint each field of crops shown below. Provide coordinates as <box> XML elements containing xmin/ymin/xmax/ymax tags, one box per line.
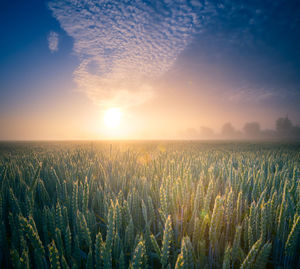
<box><xmin>0</xmin><ymin>141</ymin><xmax>299</xmax><ymax>269</ymax></box>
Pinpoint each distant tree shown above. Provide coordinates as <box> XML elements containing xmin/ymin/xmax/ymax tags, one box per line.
<box><xmin>276</xmin><ymin>116</ymin><xmax>293</xmax><ymax>133</ymax></box>
<box><xmin>221</xmin><ymin>123</ymin><xmax>236</xmax><ymax>137</ymax></box>
<box><xmin>274</xmin><ymin>116</ymin><xmax>300</xmax><ymax>139</ymax></box>
<box><xmin>243</xmin><ymin>122</ymin><xmax>261</xmax><ymax>137</ymax></box>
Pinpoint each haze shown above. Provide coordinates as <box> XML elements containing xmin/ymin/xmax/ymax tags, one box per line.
<box><xmin>1</xmin><ymin>0</ymin><xmax>300</xmax><ymax>140</ymax></box>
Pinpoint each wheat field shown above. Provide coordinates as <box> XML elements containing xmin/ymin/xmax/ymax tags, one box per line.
<box><xmin>0</xmin><ymin>141</ymin><xmax>299</xmax><ymax>268</ymax></box>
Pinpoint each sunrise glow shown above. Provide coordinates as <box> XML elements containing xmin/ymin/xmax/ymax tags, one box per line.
<box><xmin>103</xmin><ymin>107</ymin><xmax>122</xmax><ymax>129</ymax></box>
<box><xmin>0</xmin><ymin>2</ymin><xmax>300</xmax><ymax>269</ymax></box>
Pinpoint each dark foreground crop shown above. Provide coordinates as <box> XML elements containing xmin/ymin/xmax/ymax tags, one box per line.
<box><xmin>0</xmin><ymin>141</ymin><xmax>299</xmax><ymax>268</ymax></box>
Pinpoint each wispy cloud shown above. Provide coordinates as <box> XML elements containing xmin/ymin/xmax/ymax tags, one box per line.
<box><xmin>227</xmin><ymin>85</ymin><xmax>279</xmax><ymax>103</ymax></box>
<box><xmin>47</xmin><ymin>31</ymin><xmax>59</xmax><ymax>53</ymax></box>
<box><xmin>48</xmin><ymin>0</ymin><xmax>203</xmax><ymax>108</ymax></box>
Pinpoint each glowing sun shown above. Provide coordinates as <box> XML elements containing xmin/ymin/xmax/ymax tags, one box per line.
<box><xmin>103</xmin><ymin>107</ymin><xmax>122</xmax><ymax>128</ymax></box>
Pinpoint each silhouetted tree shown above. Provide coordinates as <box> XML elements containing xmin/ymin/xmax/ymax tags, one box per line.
<box><xmin>275</xmin><ymin>116</ymin><xmax>300</xmax><ymax>139</ymax></box>
<box><xmin>276</xmin><ymin>116</ymin><xmax>293</xmax><ymax>133</ymax></box>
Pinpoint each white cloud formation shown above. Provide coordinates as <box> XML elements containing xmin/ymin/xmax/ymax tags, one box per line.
<box><xmin>47</xmin><ymin>31</ymin><xmax>59</xmax><ymax>53</ymax></box>
<box><xmin>48</xmin><ymin>0</ymin><xmax>202</xmax><ymax>108</ymax></box>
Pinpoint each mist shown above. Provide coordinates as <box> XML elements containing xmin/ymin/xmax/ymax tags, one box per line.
<box><xmin>181</xmin><ymin>116</ymin><xmax>300</xmax><ymax>141</ymax></box>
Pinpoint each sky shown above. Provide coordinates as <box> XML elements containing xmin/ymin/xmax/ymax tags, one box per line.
<box><xmin>0</xmin><ymin>0</ymin><xmax>300</xmax><ymax>140</ymax></box>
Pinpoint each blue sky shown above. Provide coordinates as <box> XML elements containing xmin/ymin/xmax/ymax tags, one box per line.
<box><xmin>0</xmin><ymin>0</ymin><xmax>300</xmax><ymax>139</ymax></box>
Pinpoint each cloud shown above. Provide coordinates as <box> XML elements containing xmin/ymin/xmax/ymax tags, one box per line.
<box><xmin>227</xmin><ymin>85</ymin><xmax>278</xmax><ymax>103</ymax></box>
<box><xmin>48</xmin><ymin>0</ymin><xmax>203</xmax><ymax>108</ymax></box>
<box><xmin>48</xmin><ymin>1</ymin><xmax>300</xmax><ymax>109</ymax></box>
<box><xmin>47</xmin><ymin>31</ymin><xmax>59</xmax><ymax>53</ymax></box>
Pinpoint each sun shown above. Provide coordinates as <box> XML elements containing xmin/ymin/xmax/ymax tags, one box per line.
<box><xmin>103</xmin><ymin>107</ymin><xmax>122</xmax><ymax>128</ymax></box>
